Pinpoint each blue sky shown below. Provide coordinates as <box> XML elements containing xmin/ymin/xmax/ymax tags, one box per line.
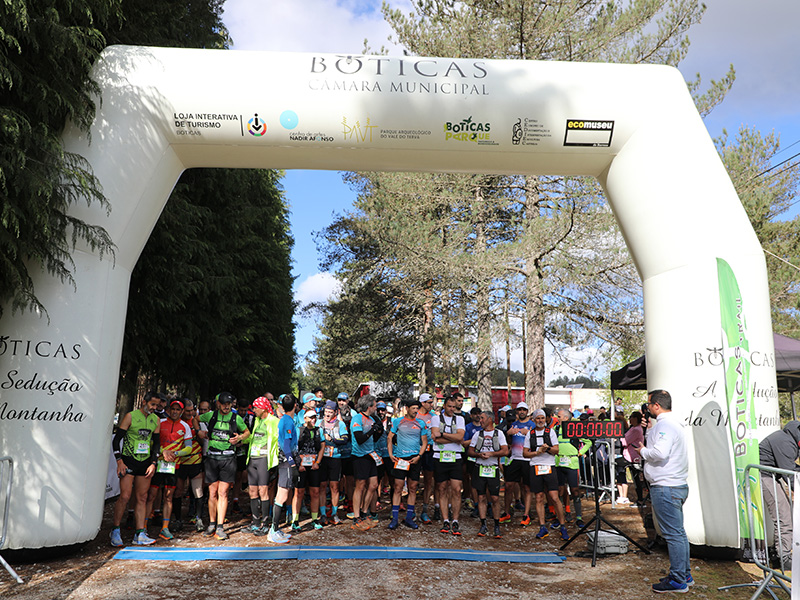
<box><xmin>222</xmin><ymin>0</ymin><xmax>800</xmax><ymax>377</ymax></box>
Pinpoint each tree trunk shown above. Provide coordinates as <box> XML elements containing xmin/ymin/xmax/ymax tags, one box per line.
<box><xmin>475</xmin><ymin>186</ymin><xmax>493</xmax><ymax>411</ymax></box>
<box><xmin>418</xmin><ymin>280</ymin><xmax>435</xmax><ymax>392</ymax></box>
<box><xmin>524</xmin><ymin>177</ymin><xmax>545</xmax><ymax>409</ymax></box>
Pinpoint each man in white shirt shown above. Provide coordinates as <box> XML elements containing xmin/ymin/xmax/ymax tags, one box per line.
<box><xmin>523</xmin><ymin>409</ymin><xmax>569</xmax><ymax>541</ymax></box>
<box><xmin>634</xmin><ymin>389</ymin><xmax>691</xmax><ymax>593</ymax></box>
<box><xmin>467</xmin><ymin>411</ymin><xmax>508</xmax><ymax>538</ymax></box>
<box><xmin>431</xmin><ymin>396</ymin><xmax>466</xmax><ymax>535</ymax></box>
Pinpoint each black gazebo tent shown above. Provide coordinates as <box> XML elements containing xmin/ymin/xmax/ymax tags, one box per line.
<box><xmin>611</xmin><ymin>333</ymin><xmax>800</xmax><ymax>417</ymax></box>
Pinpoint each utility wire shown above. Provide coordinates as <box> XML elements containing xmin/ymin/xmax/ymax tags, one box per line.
<box><xmin>754</xmin><ymin>151</ymin><xmax>800</xmax><ymax>179</ymax></box>
<box><xmin>765</xmin><ymin>250</ymin><xmax>800</xmax><ymax>273</ymax></box>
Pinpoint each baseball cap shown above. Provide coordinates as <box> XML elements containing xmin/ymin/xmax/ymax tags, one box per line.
<box><xmin>324</xmin><ymin>400</ymin><xmax>338</xmax><ymax>411</ymax></box>
<box><xmin>419</xmin><ymin>393</ymin><xmax>433</xmax><ymax>403</ymax></box>
<box><xmin>304</xmin><ymin>409</ymin><xmax>317</xmax><ymax>419</ymax></box>
<box><xmin>499</xmin><ymin>404</ymin><xmax>512</xmax><ymax>412</ymax></box>
<box><xmin>337</xmin><ymin>392</ymin><xmax>349</xmax><ymax>401</ymax></box>
<box><xmin>376</xmin><ymin>401</ymin><xmax>387</xmax><ymax>409</ymax></box>
<box><xmin>169</xmin><ymin>399</ymin><xmax>184</xmax><ymax>409</ymax></box>
<box><xmin>532</xmin><ymin>409</ymin><xmax>546</xmax><ymax>418</ymax></box>
<box><xmin>516</xmin><ymin>401</ymin><xmax>529</xmax><ymax>410</ymax></box>
<box><xmin>302</xmin><ymin>392</ymin><xmax>317</xmax><ymax>404</ymax></box>
<box><xmin>216</xmin><ymin>392</ymin><xmax>235</xmax><ymax>404</ymax></box>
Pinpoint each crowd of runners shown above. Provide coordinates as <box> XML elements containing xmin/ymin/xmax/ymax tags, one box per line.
<box><xmin>109</xmin><ymin>389</ymin><xmax>645</xmax><ymax>547</ymax></box>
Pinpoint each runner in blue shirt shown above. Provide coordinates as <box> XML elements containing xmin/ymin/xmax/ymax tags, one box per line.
<box><xmin>268</xmin><ymin>394</ymin><xmax>298</xmax><ymax>544</ymax></box>
<box><xmin>350</xmin><ymin>394</ymin><xmax>383</xmax><ymax>531</ymax></box>
<box><xmin>387</xmin><ymin>399</ymin><xmax>428</xmax><ymax>530</ymax></box>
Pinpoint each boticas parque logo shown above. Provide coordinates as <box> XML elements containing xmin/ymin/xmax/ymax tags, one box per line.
<box><xmin>444</xmin><ymin>116</ymin><xmax>491</xmax><ymax>143</ymax></box>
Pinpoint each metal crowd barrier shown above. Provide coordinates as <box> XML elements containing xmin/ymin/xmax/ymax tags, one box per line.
<box><xmin>719</xmin><ymin>464</ymin><xmax>794</xmax><ymax>600</ymax></box>
<box><xmin>578</xmin><ymin>439</ymin><xmax>616</xmax><ymax>504</ymax></box>
<box><xmin>0</xmin><ymin>456</ymin><xmax>23</xmax><ymax>584</ymax></box>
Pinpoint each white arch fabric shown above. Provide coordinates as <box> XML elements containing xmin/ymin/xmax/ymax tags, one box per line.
<box><xmin>0</xmin><ymin>46</ymin><xmax>779</xmax><ymax>549</ymax></box>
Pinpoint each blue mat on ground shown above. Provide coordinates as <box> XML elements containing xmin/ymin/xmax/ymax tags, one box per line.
<box><xmin>113</xmin><ymin>545</ymin><xmax>566</xmax><ymax>563</ymax></box>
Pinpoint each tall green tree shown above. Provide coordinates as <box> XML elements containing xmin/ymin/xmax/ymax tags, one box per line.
<box><xmin>120</xmin><ymin>168</ymin><xmax>295</xmax><ymax>400</ymax></box>
<box><xmin>1</xmin><ymin>0</ymin><xmax>119</xmax><ymax>318</ymax></box>
<box><xmin>311</xmin><ymin>0</ymin><xmax>739</xmax><ymax>408</ymax></box>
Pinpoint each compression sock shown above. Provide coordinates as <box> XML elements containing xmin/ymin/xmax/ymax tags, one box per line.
<box><xmin>321</xmin><ymin>506</ymin><xmax>328</xmax><ymax>517</ymax></box>
<box><xmin>331</xmin><ymin>505</ymin><xmax>338</xmax><ymax>516</ymax></box>
<box><xmin>481</xmin><ymin>518</ymin><xmax>487</xmax><ymax>526</ymax></box>
<box><xmin>271</xmin><ymin>504</ymin><xmax>284</xmax><ymax>532</ymax></box>
<box><xmin>392</xmin><ymin>505</ymin><xmax>400</xmax><ymax>520</ymax></box>
<box><xmin>574</xmin><ymin>497</ymin><xmax>582</xmax><ymax>519</ymax></box>
<box><xmin>250</xmin><ymin>499</ymin><xmax>262</xmax><ymax>523</ymax></box>
<box><xmin>173</xmin><ymin>497</ymin><xmax>182</xmax><ymax>521</ymax></box>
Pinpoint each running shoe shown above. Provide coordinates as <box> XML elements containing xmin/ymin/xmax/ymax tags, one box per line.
<box><xmin>249</xmin><ymin>522</ymin><xmax>261</xmax><ymax>533</ymax></box>
<box><xmin>403</xmin><ymin>517</ymin><xmax>419</xmax><ymax>530</ymax></box>
<box><xmin>195</xmin><ymin>517</ymin><xmax>205</xmax><ymax>532</ymax></box>
<box><xmin>158</xmin><ymin>528</ymin><xmax>174</xmax><ymax>541</ymax></box>
<box><xmin>214</xmin><ymin>527</ymin><xmax>228</xmax><ymax>540</ymax></box>
<box><xmin>319</xmin><ymin>515</ymin><xmax>328</xmax><ymax>526</ymax></box>
<box><xmin>514</xmin><ymin>499</ymin><xmax>525</xmax><ymax>511</ymax></box>
<box><xmin>204</xmin><ymin>523</ymin><xmax>216</xmax><ymax>536</ymax></box>
<box><xmin>478</xmin><ymin>523</ymin><xmax>488</xmax><ymax>537</ymax></box>
<box><xmin>133</xmin><ymin>531</ymin><xmax>156</xmax><ymax>546</ymax></box>
<box><xmin>388</xmin><ymin>517</ymin><xmax>399</xmax><ymax>530</ymax></box>
<box><xmin>560</xmin><ymin>525</ymin><xmax>570</xmax><ymax>541</ymax></box>
<box><xmin>369</xmin><ymin>512</ymin><xmax>380</xmax><ymax>523</ymax></box>
<box><xmin>575</xmin><ymin>518</ymin><xmax>585</xmax><ymax>529</ymax></box>
<box><xmin>651</xmin><ymin>579</ymin><xmax>688</xmax><ymax>593</ymax></box>
<box><xmin>312</xmin><ymin>519</ymin><xmax>323</xmax><ymax>530</ymax></box>
<box><xmin>267</xmin><ymin>529</ymin><xmax>290</xmax><ymax>544</ymax></box>
<box><xmin>494</xmin><ymin>524</ymin><xmax>502</xmax><ymax>539</ymax></box>
<box><xmin>659</xmin><ymin>575</ymin><xmax>694</xmax><ymax>587</ymax></box>
<box><xmin>110</xmin><ymin>528</ymin><xmax>124</xmax><ymax>547</ymax></box>
<box><xmin>551</xmin><ymin>520</ymin><xmax>561</xmax><ymax>529</ymax></box>
<box><xmin>346</xmin><ymin>511</ymin><xmax>356</xmax><ymax>520</ymax></box>
<box><xmin>440</xmin><ymin>520</ymin><xmax>451</xmax><ymax>534</ymax></box>
<box><xmin>535</xmin><ymin>525</ymin><xmax>549</xmax><ymax>539</ymax></box>
<box><xmin>291</xmin><ymin>522</ymin><xmax>302</xmax><ymax>532</ymax></box>
<box><xmin>253</xmin><ymin>525</ymin><xmax>269</xmax><ymax>537</ymax></box>
<box><xmin>420</xmin><ymin>510</ymin><xmax>432</xmax><ymax>524</ymax></box>
<box><xmin>350</xmin><ymin>518</ymin><xmax>368</xmax><ymax>531</ymax></box>
<box><xmin>520</xmin><ymin>514</ymin><xmax>531</xmax><ymax>526</ymax></box>
<box><xmin>333</xmin><ymin>514</ymin><xmax>343</xmax><ymax>525</ymax></box>
<box><xmin>432</xmin><ymin>506</ymin><xmax>442</xmax><ymax>521</ymax></box>
<box><xmin>499</xmin><ymin>512</ymin><xmax>512</xmax><ymax>524</ymax></box>
<box><xmin>451</xmin><ymin>521</ymin><xmax>461</xmax><ymax>536</ymax></box>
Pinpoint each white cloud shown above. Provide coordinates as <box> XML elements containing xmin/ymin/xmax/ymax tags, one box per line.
<box><xmin>294</xmin><ymin>271</ymin><xmax>342</xmax><ymax>306</ymax></box>
<box><xmin>223</xmin><ymin>0</ymin><xmax>411</xmax><ymax>54</ymax></box>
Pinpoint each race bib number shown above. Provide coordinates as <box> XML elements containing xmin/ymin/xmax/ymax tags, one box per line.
<box><xmin>370</xmin><ymin>451</ymin><xmax>383</xmax><ymax>466</ymax></box>
<box><xmin>135</xmin><ymin>441</ymin><xmax>149</xmax><ymax>455</ymax></box>
<box><xmin>559</xmin><ymin>456</ymin><xmax>571</xmax><ymax>467</ymax></box>
<box><xmin>395</xmin><ymin>459</ymin><xmax>410</xmax><ymax>471</ymax></box>
<box><xmin>479</xmin><ymin>464</ymin><xmax>497</xmax><ymax>478</ymax></box>
<box><xmin>301</xmin><ymin>454</ymin><xmax>315</xmax><ymax>467</ymax></box>
<box><xmin>157</xmin><ymin>460</ymin><xmax>176</xmax><ymax>474</ymax></box>
<box><xmin>323</xmin><ymin>446</ymin><xmax>335</xmax><ymax>458</ymax></box>
<box><xmin>535</xmin><ymin>465</ymin><xmax>552</xmax><ymax>476</ymax></box>
<box><xmin>440</xmin><ymin>451</ymin><xmax>457</xmax><ymax>463</ymax></box>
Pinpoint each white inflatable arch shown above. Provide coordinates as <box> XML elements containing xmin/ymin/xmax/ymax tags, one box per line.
<box><xmin>0</xmin><ymin>46</ymin><xmax>779</xmax><ymax>550</ymax></box>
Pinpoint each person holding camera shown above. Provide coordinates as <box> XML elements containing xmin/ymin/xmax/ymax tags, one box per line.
<box><xmin>633</xmin><ymin>389</ymin><xmax>691</xmax><ymax>593</ymax></box>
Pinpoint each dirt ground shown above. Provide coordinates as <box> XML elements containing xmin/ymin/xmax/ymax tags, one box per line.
<box><xmin>0</xmin><ymin>494</ymin><xmax>781</xmax><ymax>600</ymax></box>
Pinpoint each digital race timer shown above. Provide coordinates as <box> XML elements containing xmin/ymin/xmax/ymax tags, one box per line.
<box><xmin>563</xmin><ymin>420</ymin><xmax>625</xmax><ymax>439</ymax></box>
